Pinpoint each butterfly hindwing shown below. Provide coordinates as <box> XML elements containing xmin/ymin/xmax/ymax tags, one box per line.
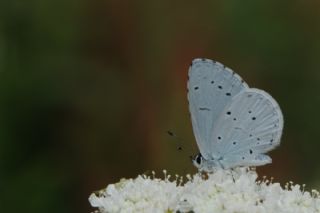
<box><xmin>210</xmin><ymin>88</ymin><xmax>283</xmax><ymax>168</ymax></box>
<box><xmin>187</xmin><ymin>58</ymin><xmax>248</xmax><ymax>159</ymax></box>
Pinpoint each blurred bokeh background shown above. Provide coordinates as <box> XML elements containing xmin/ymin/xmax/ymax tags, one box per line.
<box><xmin>1</xmin><ymin>0</ymin><xmax>320</xmax><ymax>212</ymax></box>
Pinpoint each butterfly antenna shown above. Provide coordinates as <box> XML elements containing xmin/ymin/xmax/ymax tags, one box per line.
<box><xmin>166</xmin><ymin>130</ymin><xmax>184</xmax><ymax>151</ymax></box>
<box><xmin>166</xmin><ymin>130</ymin><xmax>197</xmax><ymax>174</ymax></box>
<box><xmin>167</xmin><ymin>130</ymin><xmax>197</xmax><ymax>158</ymax></box>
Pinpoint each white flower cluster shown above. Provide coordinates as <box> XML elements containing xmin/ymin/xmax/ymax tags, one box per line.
<box><xmin>89</xmin><ymin>168</ymin><xmax>320</xmax><ymax>213</ymax></box>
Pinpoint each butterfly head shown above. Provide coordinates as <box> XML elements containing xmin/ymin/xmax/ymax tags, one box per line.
<box><xmin>192</xmin><ymin>153</ymin><xmax>225</xmax><ymax>172</ymax></box>
<box><xmin>192</xmin><ymin>153</ymin><xmax>204</xmax><ymax>170</ymax></box>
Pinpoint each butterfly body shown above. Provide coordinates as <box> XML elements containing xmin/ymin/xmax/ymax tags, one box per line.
<box><xmin>188</xmin><ymin>58</ymin><xmax>283</xmax><ymax>171</ymax></box>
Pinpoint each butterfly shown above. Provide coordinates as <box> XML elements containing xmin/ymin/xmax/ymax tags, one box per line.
<box><xmin>188</xmin><ymin>58</ymin><xmax>283</xmax><ymax>171</ymax></box>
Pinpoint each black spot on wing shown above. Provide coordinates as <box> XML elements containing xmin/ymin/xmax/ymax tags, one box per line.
<box><xmin>199</xmin><ymin>107</ymin><xmax>211</xmax><ymax>111</ymax></box>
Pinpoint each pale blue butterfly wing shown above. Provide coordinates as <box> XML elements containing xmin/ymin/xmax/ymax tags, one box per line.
<box><xmin>210</xmin><ymin>88</ymin><xmax>283</xmax><ymax>168</ymax></box>
<box><xmin>187</xmin><ymin>58</ymin><xmax>248</xmax><ymax>160</ymax></box>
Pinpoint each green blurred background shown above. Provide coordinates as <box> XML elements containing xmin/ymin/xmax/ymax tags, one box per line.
<box><xmin>1</xmin><ymin>0</ymin><xmax>320</xmax><ymax>212</ymax></box>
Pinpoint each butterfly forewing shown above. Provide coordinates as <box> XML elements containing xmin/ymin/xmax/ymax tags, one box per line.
<box><xmin>187</xmin><ymin>58</ymin><xmax>248</xmax><ymax>159</ymax></box>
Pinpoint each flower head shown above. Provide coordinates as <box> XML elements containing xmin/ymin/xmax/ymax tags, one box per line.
<box><xmin>89</xmin><ymin>168</ymin><xmax>320</xmax><ymax>213</ymax></box>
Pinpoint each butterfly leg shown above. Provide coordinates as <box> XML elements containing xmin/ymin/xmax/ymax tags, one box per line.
<box><xmin>230</xmin><ymin>168</ymin><xmax>235</xmax><ymax>182</ymax></box>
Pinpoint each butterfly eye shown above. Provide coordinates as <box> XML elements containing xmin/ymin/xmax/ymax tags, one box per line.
<box><xmin>196</xmin><ymin>154</ymin><xmax>202</xmax><ymax>164</ymax></box>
